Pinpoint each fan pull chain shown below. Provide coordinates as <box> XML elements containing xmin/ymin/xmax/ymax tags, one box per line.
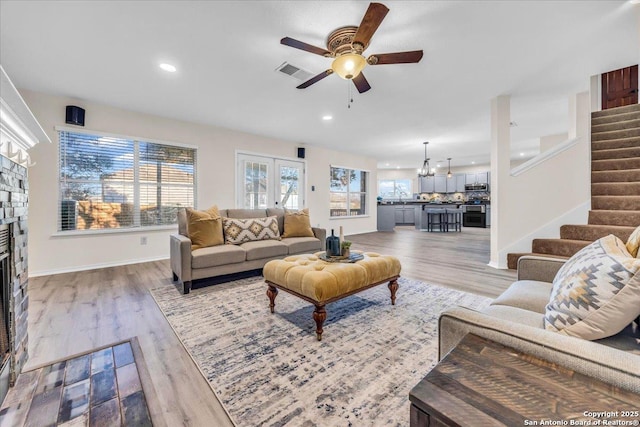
<box><xmin>347</xmin><ymin>82</ymin><xmax>354</xmax><ymax>109</ymax></box>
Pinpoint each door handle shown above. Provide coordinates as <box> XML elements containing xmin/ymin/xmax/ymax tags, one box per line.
<box><xmin>630</xmin><ymin>89</ymin><xmax>639</xmax><ymax>94</ymax></box>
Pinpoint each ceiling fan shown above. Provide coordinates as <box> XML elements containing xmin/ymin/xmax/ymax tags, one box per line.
<box><xmin>280</xmin><ymin>2</ymin><xmax>423</xmax><ymax>93</ymax></box>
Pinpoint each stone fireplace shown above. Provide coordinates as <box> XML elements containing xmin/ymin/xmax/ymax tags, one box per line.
<box><xmin>0</xmin><ymin>65</ymin><xmax>49</xmax><ymax>403</ymax></box>
<box><xmin>0</xmin><ymin>156</ymin><xmax>29</xmax><ymax>403</ymax></box>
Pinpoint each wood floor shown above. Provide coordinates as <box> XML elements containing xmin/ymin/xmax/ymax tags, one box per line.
<box><xmin>17</xmin><ymin>226</ymin><xmax>515</xmax><ymax>426</ymax></box>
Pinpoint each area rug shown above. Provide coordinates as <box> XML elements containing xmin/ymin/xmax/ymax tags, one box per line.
<box><xmin>150</xmin><ymin>277</ymin><xmax>491</xmax><ymax>426</ymax></box>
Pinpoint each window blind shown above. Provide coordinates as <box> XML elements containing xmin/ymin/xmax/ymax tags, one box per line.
<box><xmin>58</xmin><ymin>131</ymin><xmax>196</xmax><ymax>232</ymax></box>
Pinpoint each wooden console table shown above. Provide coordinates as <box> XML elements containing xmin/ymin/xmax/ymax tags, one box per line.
<box><xmin>409</xmin><ymin>334</ymin><xmax>640</xmax><ymax>426</ymax></box>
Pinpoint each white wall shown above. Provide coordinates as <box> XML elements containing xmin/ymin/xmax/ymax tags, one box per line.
<box><xmin>490</xmin><ymin>92</ymin><xmax>591</xmax><ymax>268</ymax></box>
<box><xmin>22</xmin><ymin>90</ymin><xmax>377</xmax><ymax>276</ymax></box>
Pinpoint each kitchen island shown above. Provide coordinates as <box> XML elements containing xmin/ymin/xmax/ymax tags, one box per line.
<box><xmin>377</xmin><ymin>202</ymin><xmax>464</xmax><ymax>231</ymax></box>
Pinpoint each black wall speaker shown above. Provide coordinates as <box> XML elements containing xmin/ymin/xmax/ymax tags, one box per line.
<box><xmin>65</xmin><ymin>105</ymin><xmax>85</xmax><ymax>126</ymax></box>
<box><xmin>297</xmin><ymin>147</ymin><xmax>305</xmax><ymax>159</ymax></box>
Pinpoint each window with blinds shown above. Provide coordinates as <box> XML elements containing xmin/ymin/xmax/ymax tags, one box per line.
<box><xmin>58</xmin><ymin>130</ymin><xmax>196</xmax><ymax>232</ymax></box>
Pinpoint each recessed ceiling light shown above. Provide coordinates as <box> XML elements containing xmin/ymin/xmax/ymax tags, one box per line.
<box><xmin>630</xmin><ymin>0</ymin><xmax>640</xmax><ymax>5</ymax></box>
<box><xmin>159</xmin><ymin>63</ymin><xmax>177</xmax><ymax>72</ymax></box>
<box><xmin>520</xmin><ymin>152</ymin><xmax>525</xmax><ymax>156</ymax></box>
<box><xmin>385</xmin><ymin>163</ymin><xmax>390</xmax><ymax>166</ymax></box>
<box><xmin>471</xmin><ymin>161</ymin><xmax>475</xmax><ymax>164</ymax></box>
<box><xmin>396</xmin><ymin>166</ymin><xmax>400</xmax><ymax>169</ymax></box>
<box><xmin>322</xmin><ymin>115</ymin><xmax>332</xmax><ymax>121</ymax></box>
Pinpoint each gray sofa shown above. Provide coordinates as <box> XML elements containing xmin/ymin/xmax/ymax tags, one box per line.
<box><xmin>439</xmin><ymin>256</ymin><xmax>640</xmax><ymax>392</ymax></box>
<box><xmin>170</xmin><ymin>208</ymin><xmax>326</xmax><ymax>294</ymax></box>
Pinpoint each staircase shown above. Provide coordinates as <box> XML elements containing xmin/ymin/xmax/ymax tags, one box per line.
<box><xmin>507</xmin><ymin>103</ymin><xmax>640</xmax><ymax>269</ymax></box>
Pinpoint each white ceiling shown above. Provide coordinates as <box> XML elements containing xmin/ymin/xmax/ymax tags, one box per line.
<box><xmin>1</xmin><ymin>1</ymin><xmax>638</xmax><ymax>170</ymax></box>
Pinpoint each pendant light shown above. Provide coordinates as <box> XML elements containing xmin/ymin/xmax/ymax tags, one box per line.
<box><xmin>418</xmin><ymin>142</ymin><xmax>435</xmax><ymax>178</ymax></box>
<box><xmin>447</xmin><ymin>158</ymin><xmax>452</xmax><ymax>178</ymax></box>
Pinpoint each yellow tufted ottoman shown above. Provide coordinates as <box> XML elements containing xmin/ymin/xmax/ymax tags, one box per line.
<box><xmin>263</xmin><ymin>251</ymin><xmax>401</xmax><ymax>340</ymax></box>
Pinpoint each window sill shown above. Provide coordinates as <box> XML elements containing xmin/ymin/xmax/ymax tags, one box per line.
<box><xmin>329</xmin><ymin>215</ymin><xmax>370</xmax><ymax>220</ymax></box>
<box><xmin>51</xmin><ymin>225</ymin><xmax>177</xmax><ymax>237</ymax></box>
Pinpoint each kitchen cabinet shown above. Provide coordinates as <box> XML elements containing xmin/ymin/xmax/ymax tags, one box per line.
<box><xmin>377</xmin><ymin>205</ymin><xmax>395</xmax><ymax>231</ymax></box>
<box><xmin>419</xmin><ymin>176</ymin><xmax>435</xmax><ymax>193</ymax></box>
<box><xmin>434</xmin><ymin>176</ymin><xmax>447</xmax><ymax>193</ymax></box>
<box><xmin>395</xmin><ymin>205</ymin><xmax>415</xmax><ymax>225</ymax></box>
<box><xmin>447</xmin><ymin>174</ymin><xmax>466</xmax><ymax>193</ymax></box>
<box><xmin>466</xmin><ymin>172</ymin><xmax>490</xmax><ymax>185</ymax></box>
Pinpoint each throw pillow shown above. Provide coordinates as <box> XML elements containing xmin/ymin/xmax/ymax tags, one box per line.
<box><xmin>185</xmin><ymin>206</ymin><xmax>224</xmax><ymax>250</ymax></box>
<box><xmin>223</xmin><ymin>216</ymin><xmax>281</xmax><ymax>244</ymax></box>
<box><xmin>544</xmin><ymin>234</ymin><xmax>640</xmax><ymax>340</ymax></box>
<box><xmin>626</xmin><ymin>225</ymin><xmax>640</xmax><ymax>258</ymax></box>
<box><xmin>282</xmin><ymin>208</ymin><xmax>315</xmax><ymax>238</ymax></box>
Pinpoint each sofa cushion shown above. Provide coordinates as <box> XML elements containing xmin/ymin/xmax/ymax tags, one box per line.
<box><xmin>185</xmin><ymin>206</ymin><xmax>224</xmax><ymax>250</ymax></box>
<box><xmin>490</xmin><ymin>280</ymin><xmax>552</xmax><ymax>314</ymax></box>
<box><xmin>282</xmin><ymin>208</ymin><xmax>314</xmax><ymax>238</ymax></box>
<box><xmin>544</xmin><ymin>234</ymin><xmax>640</xmax><ymax>340</ymax></box>
<box><xmin>281</xmin><ymin>237</ymin><xmax>322</xmax><ymax>254</ymax></box>
<box><xmin>626</xmin><ymin>225</ymin><xmax>640</xmax><ymax>258</ymax></box>
<box><xmin>192</xmin><ymin>244</ymin><xmax>246</xmax><ymax>269</ymax></box>
<box><xmin>267</xmin><ymin>208</ymin><xmax>285</xmax><ymax>236</ymax></box>
<box><xmin>223</xmin><ymin>216</ymin><xmax>281</xmax><ymax>245</ymax></box>
<box><xmin>240</xmin><ymin>240</ymin><xmax>288</xmax><ymax>261</ymax></box>
<box><xmin>482</xmin><ymin>305</ymin><xmax>544</xmax><ymax>329</ymax></box>
<box><xmin>227</xmin><ymin>209</ymin><xmax>268</xmax><ymax>219</ymax></box>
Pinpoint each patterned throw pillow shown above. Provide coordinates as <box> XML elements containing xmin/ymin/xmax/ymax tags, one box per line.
<box><xmin>626</xmin><ymin>225</ymin><xmax>640</xmax><ymax>258</ymax></box>
<box><xmin>544</xmin><ymin>234</ymin><xmax>640</xmax><ymax>340</ymax></box>
<box><xmin>282</xmin><ymin>208</ymin><xmax>315</xmax><ymax>238</ymax></box>
<box><xmin>223</xmin><ymin>216</ymin><xmax>281</xmax><ymax>245</ymax></box>
<box><xmin>185</xmin><ymin>206</ymin><xmax>224</xmax><ymax>250</ymax></box>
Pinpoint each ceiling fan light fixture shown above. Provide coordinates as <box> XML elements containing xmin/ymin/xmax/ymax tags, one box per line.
<box><xmin>447</xmin><ymin>158</ymin><xmax>452</xmax><ymax>178</ymax></box>
<box><xmin>331</xmin><ymin>53</ymin><xmax>367</xmax><ymax>80</ymax></box>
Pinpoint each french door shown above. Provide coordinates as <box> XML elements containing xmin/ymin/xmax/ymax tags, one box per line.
<box><xmin>236</xmin><ymin>153</ymin><xmax>305</xmax><ymax>210</ymax></box>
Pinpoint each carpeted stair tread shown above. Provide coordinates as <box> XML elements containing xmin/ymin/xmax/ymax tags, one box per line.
<box><xmin>507</xmin><ymin>253</ymin><xmax>569</xmax><ymax>270</ymax></box>
<box><xmin>591</xmin><ymin>118</ymin><xmax>640</xmax><ymax>134</ymax></box>
<box><xmin>591</xmin><ymin>127</ymin><xmax>640</xmax><ymax>142</ymax></box>
<box><xmin>532</xmin><ymin>238</ymin><xmax>591</xmax><ymax>258</ymax></box>
<box><xmin>591</xmin><ymin>169</ymin><xmax>640</xmax><ymax>183</ymax></box>
<box><xmin>592</xmin><ymin>110</ymin><xmax>640</xmax><ymax>126</ymax></box>
<box><xmin>591</xmin><ymin>195</ymin><xmax>640</xmax><ymax>211</ymax></box>
<box><xmin>591</xmin><ymin>157</ymin><xmax>640</xmax><ymax>171</ymax></box>
<box><xmin>591</xmin><ymin>146</ymin><xmax>640</xmax><ymax>160</ymax></box>
<box><xmin>592</xmin><ymin>137</ymin><xmax>640</xmax><ymax>151</ymax></box>
<box><xmin>560</xmin><ymin>224</ymin><xmax>635</xmax><ymax>242</ymax></box>
<box><xmin>588</xmin><ymin>209</ymin><xmax>640</xmax><ymax>227</ymax></box>
<box><xmin>591</xmin><ymin>181</ymin><xmax>640</xmax><ymax>196</ymax></box>
<box><xmin>592</xmin><ymin>103</ymin><xmax>640</xmax><ymax>118</ymax></box>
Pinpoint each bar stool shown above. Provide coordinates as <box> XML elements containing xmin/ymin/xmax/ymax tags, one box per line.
<box><xmin>426</xmin><ymin>209</ymin><xmax>447</xmax><ymax>232</ymax></box>
<box><xmin>445</xmin><ymin>208</ymin><xmax>462</xmax><ymax>232</ymax></box>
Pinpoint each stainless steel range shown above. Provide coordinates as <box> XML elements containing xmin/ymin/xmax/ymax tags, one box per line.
<box><xmin>462</xmin><ymin>204</ymin><xmax>487</xmax><ymax>228</ymax></box>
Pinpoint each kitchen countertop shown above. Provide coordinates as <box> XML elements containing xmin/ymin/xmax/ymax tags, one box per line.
<box><xmin>377</xmin><ymin>201</ymin><xmax>489</xmax><ymax>206</ymax></box>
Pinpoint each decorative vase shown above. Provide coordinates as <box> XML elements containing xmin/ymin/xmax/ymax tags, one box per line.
<box><xmin>326</xmin><ymin>229</ymin><xmax>340</xmax><ymax>257</ymax></box>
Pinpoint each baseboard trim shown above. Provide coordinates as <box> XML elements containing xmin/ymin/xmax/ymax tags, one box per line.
<box><xmin>29</xmin><ymin>255</ymin><xmax>169</xmax><ymax>278</ymax></box>
<box><xmin>487</xmin><ymin>260</ymin><xmax>507</xmax><ymax>270</ymax></box>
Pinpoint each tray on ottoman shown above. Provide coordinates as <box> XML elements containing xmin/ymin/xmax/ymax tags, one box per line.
<box><xmin>263</xmin><ymin>251</ymin><xmax>401</xmax><ymax>340</ymax></box>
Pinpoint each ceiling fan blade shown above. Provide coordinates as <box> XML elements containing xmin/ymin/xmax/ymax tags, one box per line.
<box><xmin>367</xmin><ymin>50</ymin><xmax>424</xmax><ymax>65</ymax></box>
<box><xmin>353</xmin><ymin>3</ymin><xmax>389</xmax><ymax>49</ymax></box>
<box><xmin>352</xmin><ymin>72</ymin><xmax>371</xmax><ymax>93</ymax></box>
<box><xmin>297</xmin><ymin>70</ymin><xmax>334</xmax><ymax>89</ymax></box>
<box><xmin>281</xmin><ymin>37</ymin><xmax>332</xmax><ymax>57</ymax></box>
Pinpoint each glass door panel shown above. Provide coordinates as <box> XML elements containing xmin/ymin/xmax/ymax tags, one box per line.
<box><xmin>275</xmin><ymin>159</ymin><xmax>304</xmax><ymax>210</ymax></box>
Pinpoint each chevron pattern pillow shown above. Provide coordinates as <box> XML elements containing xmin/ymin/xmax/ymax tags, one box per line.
<box><xmin>223</xmin><ymin>216</ymin><xmax>281</xmax><ymax>245</ymax></box>
<box><xmin>544</xmin><ymin>234</ymin><xmax>640</xmax><ymax>340</ymax></box>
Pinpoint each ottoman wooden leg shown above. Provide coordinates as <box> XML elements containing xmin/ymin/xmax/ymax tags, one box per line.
<box><xmin>313</xmin><ymin>305</ymin><xmax>327</xmax><ymax>341</ymax></box>
<box><xmin>267</xmin><ymin>284</ymin><xmax>278</xmax><ymax>313</ymax></box>
<box><xmin>388</xmin><ymin>279</ymin><xmax>399</xmax><ymax>305</ymax></box>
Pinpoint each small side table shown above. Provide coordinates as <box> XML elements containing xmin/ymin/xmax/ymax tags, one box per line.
<box><xmin>409</xmin><ymin>334</ymin><xmax>640</xmax><ymax>427</ymax></box>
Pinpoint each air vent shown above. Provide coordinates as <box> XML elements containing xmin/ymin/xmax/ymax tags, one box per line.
<box><xmin>275</xmin><ymin>62</ymin><xmax>314</xmax><ymax>82</ymax></box>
